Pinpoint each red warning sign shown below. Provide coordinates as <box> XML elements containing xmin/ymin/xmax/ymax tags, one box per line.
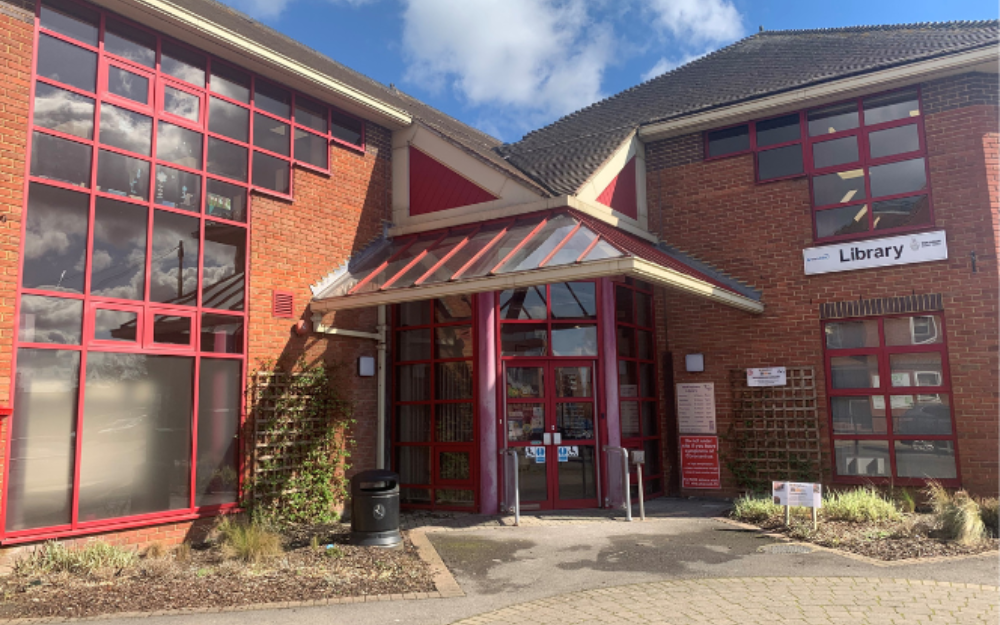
<box><xmin>680</xmin><ymin>436</ymin><xmax>721</xmax><ymax>489</ymax></box>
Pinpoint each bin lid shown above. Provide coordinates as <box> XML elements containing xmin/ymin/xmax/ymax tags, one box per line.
<box><xmin>352</xmin><ymin>469</ymin><xmax>399</xmax><ymax>493</ymax></box>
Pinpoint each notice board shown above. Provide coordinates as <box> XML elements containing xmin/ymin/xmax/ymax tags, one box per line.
<box><xmin>676</xmin><ymin>383</ymin><xmax>716</xmax><ymax>434</ymax></box>
<box><xmin>680</xmin><ymin>436</ymin><xmax>720</xmax><ymax>489</ymax></box>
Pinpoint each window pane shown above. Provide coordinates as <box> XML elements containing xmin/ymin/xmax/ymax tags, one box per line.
<box><xmin>639</xmin><ymin>363</ymin><xmax>654</xmax><ymax>398</ymax></box>
<box><xmin>399</xmin><ymin>328</ymin><xmax>431</xmax><ymax>361</ymax></box>
<box><xmin>872</xmin><ymin>195</ymin><xmax>930</xmax><ymax>232</ymax></box>
<box><xmin>254</xmin><ymin>113</ymin><xmax>290</xmax><ymax>156</ymax></box>
<box><xmin>812</xmin><ymin>136</ymin><xmax>858</xmax><ymax>169</ymax></box>
<box><xmin>501</xmin><ymin>324</ymin><xmax>547</xmax><ymax>356</ymax></box>
<box><xmin>252</xmin><ymin>151</ymin><xmax>290</xmax><ymax>194</ymax></box>
<box><xmin>889</xmin><ymin>352</ymin><xmax>943</xmax><ymax>388</ymax></box>
<box><xmin>161</xmin><ymin>40</ymin><xmax>205</xmax><ymax>86</ymax></box>
<box><xmin>815</xmin><ymin>204</ymin><xmax>869</xmax><ymax>239</ymax></box>
<box><xmin>638</xmin><ymin>330</ymin><xmax>653</xmax><ymax>360</ymax></box>
<box><xmin>555</xmin><ymin>366</ymin><xmax>592</xmax><ymax>398</ymax></box>
<box><xmin>79</xmin><ymin>353</ymin><xmax>193</xmax><ymax>521</ymax></box>
<box><xmin>107</xmin><ymin>66</ymin><xmax>149</xmax><ymax>106</ymax></box>
<box><xmin>151</xmin><ymin>210</ymin><xmax>199</xmax><ymax>305</ymax></box>
<box><xmin>210</xmin><ymin>64</ymin><xmax>251</xmax><ymax>103</ymax></box>
<box><xmin>834</xmin><ymin>440</ymin><xmax>889</xmax><ymax>477</ymax></box>
<box><xmin>206</xmin><ymin>178</ymin><xmax>248</xmax><ymax>222</ymax></box>
<box><xmin>707</xmin><ymin>124</ymin><xmax>749</xmax><ymax>157</ymax></box>
<box><xmin>869</xmin><ymin>124</ymin><xmax>920</xmax><ymax>160</ymax></box>
<box><xmin>396</xmin><ymin>447</ymin><xmax>430</xmax><ymax>485</ymax></box>
<box><xmin>863</xmin><ymin>90</ymin><xmax>919</xmax><ymax>126</ymax></box>
<box><xmin>104</xmin><ymin>18</ymin><xmax>156</xmax><ymax>68</ymax></box>
<box><xmin>152</xmin><ymin>314</ymin><xmax>191</xmax><ymax>345</ymax></box>
<box><xmin>550</xmin><ymin>282</ymin><xmax>596</xmax><ymax>319</ymax></box>
<box><xmin>830</xmin><ymin>355</ymin><xmax>879</xmax><ymax>389</ymax></box>
<box><xmin>499</xmin><ymin>287</ymin><xmax>546</xmax><ymax>320</ymax></box>
<box><xmin>617</xmin><ymin>326</ymin><xmax>634</xmax><ymax>357</ymax></box>
<box><xmin>91</xmin><ymin>197</ymin><xmax>146</xmax><ymax>299</ymax></box>
<box><xmin>885</xmin><ymin>315</ymin><xmax>942</xmax><ymax>347</ymax></box>
<box><xmin>96</xmin><ymin>150</ymin><xmax>149</xmax><ymax>201</ymax></box>
<box><xmin>399</xmin><ymin>301</ymin><xmax>430</xmax><ymax>326</ymax></box>
<box><xmin>396</xmin><ymin>363</ymin><xmax>429</xmax><ymax>401</ymax></box>
<box><xmin>435</xmin><ymin>295</ymin><xmax>472</xmax><ymax>323</ymax></box>
<box><xmin>507</xmin><ymin>367</ymin><xmax>543</xmax><ymax>398</ymax></box>
<box><xmin>546</xmin><ymin>227</ymin><xmax>597</xmax><ymax>267</ymax></box>
<box><xmin>94</xmin><ymin>309</ymin><xmax>137</xmax><ymax>341</ymax></box>
<box><xmin>552</xmin><ymin>324</ymin><xmax>597</xmax><ymax>356</ymax></box>
<box><xmin>824</xmin><ymin>319</ymin><xmax>879</xmax><ymax>349</ymax></box>
<box><xmin>557</xmin><ymin>403</ymin><xmax>593</xmax><ymax>441</ymax></box>
<box><xmin>808</xmin><ymin>101</ymin><xmax>859</xmax><ymax>137</ymax></box>
<box><xmin>330</xmin><ymin>109</ymin><xmax>363</xmax><ymax>146</ymax></box>
<box><xmin>635</xmin><ymin>291</ymin><xmax>651</xmax><ymax>327</ymax></box>
<box><xmin>642</xmin><ymin>402</ymin><xmax>658</xmax><ymax>436</ymax></box>
<box><xmin>757</xmin><ymin>144</ymin><xmax>803</xmax><ymax>180</ymax></box>
<box><xmin>755</xmin><ymin>114</ymin><xmax>800</xmax><ymax>147</ymax></box>
<box><xmin>294</xmin><ymin>129</ymin><xmax>328</xmax><ymax>169</ymax></box>
<box><xmin>295</xmin><ymin>98</ymin><xmax>327</xmax><ymax>133</ymax></box>
<box><xmin>34</xmin><ymin>82</ymin><xmax>94</xmax><ymax>139</ymax></box>
<box><xmin>207</xmin><ymin>137</ymin><xmax>248</xmax><ymax>182</ymax></box>
<box><xmin>202</xmin><ymin>222</ymin><xmax>246</xmax><ymax>311</ymax></box>
<box><xmin>397</xmin><ymin>405</ymin><xmax>430</xmax><ymax>443</ymax></box>
<box><xmin>196</xmin><ymin>359</ymin><xmax>241</xmax><ymax>507</ymax></box>
<box><xmin>507</xmin><ymin>403</ymin><xmax>544</xmax><ymax>442</ymax></box>
<box><xmin>23</xmin><ymin>183</ymin><xmax>89</xmax><ymax>293</ymax></box>
<box><xmin>30</xmin><ymin>131</ymin><xmax>92</xmax><ymax>188</ymax></box>
<box><xmin>615</xmin><ymin>286</ymin><xmax>633</xmax><ymax>323</ymax></box>
<box><xmin>812</xmin><ymin>169</ymin><xmax>865</xmax><ymax>206</ymax></box>
<box><xmin>6</xmin><ymin>349</ymin><xmax>79</xmax><ymax>531</ymax></box>
<box><xmin>436</xmin><ymin>404</ymin><xmax>473</xmax><ymax>443</ymax></box>
<box><xmin>100</xmin><ymin>103</ymin><xmax>152</xmax><ymax>155</ymax></box>
<box><xmin>157</xmin><ymin>121</ymin><xmax>203</xmax><ymax>169</ymax></box>
<box><xmin>436</xmin><ymin>325</ymin><xmax>472</xmax><ymax>359</ymax></box>
<box><xmin>621</xmin><ymin>402</ymin><xmax>640</xmax><ymax>437</ymax></box>
<box><xmin>831</xmin><ymin>396</ymin><xmax>885</xmax><ymax>435</ymax></box>
<box><xmin>437</xmin><ymin>362</ymin><xmax>473</xmax><ymax>400</ymax></box>
<box><xmin>19</xmin><ymin>295</ymin><xmax>82</xmax><ymax>344</ymax></box>
<box><xmin>895</xmin><ymin>440</ymin><xmax>956</xmax><ymax>479</ymax></box>
<box><xmin>891</xmin><ymin>394</ymin><xmax>951</xmax><ymax>436</ymax></box>
<box><xmin>154</xmin><ymin>165</ymin><xmax>200</xmax><ymax>211</ymax></box>
<box><xmin>163</xmin><ymin>86</ymin><xmax>200</xmax><ymax>123</ymax></box>
<box><xmin>438</xmin><ymin>451</ymin><xmax>471</xmax><ymax>480</ymax></box>
<box><xmin>254</xmin><ymin>81</ymin><xmax>290</xmax><ymax>118</ymax></box>
<box><xmin>496</xmin><ymin>214</ymin><xmax>577</xmax><ymax>274</ymax></box>
<box><xmin>40</xmin><ymin>0</ymin><xmax>98</xmax><ymax>46</ymax></box>
<box><xmin>38</xmin><ymin>34</ymin><xmax>96</xmax><ymax>92</ymax></box>
<box><xmin>201</xmin><ymin>314</ymin><xmax>244</xmax><ymax>353</ymax></box>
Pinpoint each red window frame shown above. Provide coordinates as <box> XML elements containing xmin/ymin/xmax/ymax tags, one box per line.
<box><xmin>392</xmin><ymin>297</ymin><xmax>478</xmax><ymax>511</ymax></box>
<box><xmin>703</xmin><ymin>112</ymin><xmax>807</xmax><ymax>183</ymax></box>
<box><xmin>821</xmin><ymin>312</ymin><xmax>960</xmax><ymax>487</ymax></box>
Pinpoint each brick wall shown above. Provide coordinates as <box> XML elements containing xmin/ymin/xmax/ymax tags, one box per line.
<box><xmin>646</xmin><ymin>72</ymin><xmax>999</xmax><ymax>497</ymax></box>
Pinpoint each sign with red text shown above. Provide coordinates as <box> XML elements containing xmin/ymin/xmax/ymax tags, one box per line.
<box><xmin>680</xmin><ymin>436</ymin><xmax>720</xmax><ymax>489</ymax></box>
<box><xmin>747</xmin><ymin>367</ymin><xmax>786</xmax><ymax>387</ymax></box>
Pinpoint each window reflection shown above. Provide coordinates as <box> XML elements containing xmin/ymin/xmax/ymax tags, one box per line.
<box><xmin>157</xmin><ymin>121</ymin><xmax>202</xmax><ymax>169</ymax></box>
<box><xmin>154</xmin><ymin>165</ymin><xmax>200</xmax><ymax>212</ymax></box>
<box><xmin>205</xmin><ymin>178</ymin><xmax>247</xmax><ymax>222</ymax></box>
<box><xmin>150</xmin><ymin>210</ymin><xmax>200</xmax><ymax>305</ymax></box>
<box><xmin>40</xmin><ymin>0</ymin><xmax>99</xmax><ymax>46</ymax></box>
<box><xmin>251</xmin><ymin>151</ymin><xmax>289</xmax><ymax>193</ymax></box>
<box><xmin>100</xmin><ymin>103</ymin><xmax>152</xmax><ymax>155</ymax></box>
<box><xmin>91</xmin><ymin>197</ymin><xmax>147</xmax><ymax>300</ymax></box>
<box><xmin>23</xmin><ymin>183</ymin><xmax>89</xmax><ymax>293</ymax></box>
<box><xmin>96</xmin><ymin>150</ymin><xmax>149</xmax><ymax>201</ymax></box>
<box><xmin>163</xmin><ymin>86</ymin><xmax>200</xmax><ymax>122</ymax></box>
<box><xmin>19</xmin><ymin>295</ymin><xmax>82</xmax><ymax>345</ymax></box>
<box><xmin>196</xmin><ymin>359</ymin><xmax>241</xmax><ymax>506</ymax></box>
<box><xmin>107</xmin><ymin>66</ymin><xmax>149</xmax><ymax>106</ymax></box>
<box><xmin>104</xmin><ymin>18</ymin><xmax>156</xmax><ymax>67</ymax></box>
<box><xmin>869</xmin><ymin>158</ymin><xmax>926</xmax><ymax>198</ymax></box>
<box><xmin>815</xmin><ymin>205</ymin><xmax>869</xmax><ymax>239</ymax></box>
<box><xmin>207</xmin><ymin>137</ymin><xmax>248</xmax><ymax>183</ymax></box>
<box><xmin>94</xmin><ymin>309</ymin><xmax>138</xmax><ymax>341</ymax></box>
<box><xmin>200</xmin><ymin>314</ymin><xmax>244</xmax><ymax>353</ymax></box>
<box><xmin>30</xmin><ymin>131</ymin><xmax>92</xmax><ymax>188</ymax></box>
<box><xmin>37</xmin><ymin>34</ymin><xmax>96</xmax><ymax>93</ymax></box>
<box><xmin>33</xmin><ymin>83</ymin><xmax>94</xmax><ymax>139</ymax></box>
<box><xmin>161</xmin><ymin>41</ymin><xmax>205</xmax><ymax>86</ymax></box>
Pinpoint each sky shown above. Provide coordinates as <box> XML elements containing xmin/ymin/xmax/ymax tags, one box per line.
<box><xmin>220</xmin><ymin>0</ymin><xmax>998</xmax><ymax>143</ymax></box>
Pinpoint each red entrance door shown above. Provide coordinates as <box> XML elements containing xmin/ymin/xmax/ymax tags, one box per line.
<box><xmin>504</xmin><ymin>360</ymin><xmax>600</xmax><ymax>510</ymax></box>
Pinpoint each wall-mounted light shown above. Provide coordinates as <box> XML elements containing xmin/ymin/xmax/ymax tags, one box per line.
<box><xmin>685</xmin><ymin>353</ymin><xmax>705</xmax><ymax>373</ymax></box>
<box><xmin>358</xmin><ymin>356</ymin><xmax>376</xmax><ymax>377</ymax></box>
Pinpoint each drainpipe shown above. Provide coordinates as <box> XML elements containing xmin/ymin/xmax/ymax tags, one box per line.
<box><xmin>376</xmin><ymin>305</ymin><xmax>388</xmax><ymax>469</ymax></box>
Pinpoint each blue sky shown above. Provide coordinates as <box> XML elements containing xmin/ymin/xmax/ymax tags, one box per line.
<box><xmin>221</xmin><ymin>0</ymin><xmax>997</xmax><ymax>143</ymax></box>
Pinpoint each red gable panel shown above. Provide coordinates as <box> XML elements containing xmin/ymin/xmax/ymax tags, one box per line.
<box><xmin>409</xmin><ymin>146</ymin><xmax>499</xmax><ymax>216</ymax></box>
<box><xmin>595</xmin><ymin>156</ymin><xmax>637</xmax><ymax>219</ymax></box>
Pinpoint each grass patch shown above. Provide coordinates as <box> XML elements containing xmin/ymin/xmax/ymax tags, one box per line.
<box><xmin>217</xmin><ymin>516</ymin><xmax>283</xmax><ymax>564</ymax></box>
<box><xmin>823</xmin><ymin>487</ymin><xmax>901</xmax><ymax>523</ymax></box>
<box><xmin>16</xmin><ymin>541</ymin><xmax>138</xmax><ymax>577</ymax></box>
<box><xmin>731</xmin><ymin>495</ymin><xmax>783</xmax><ymax>524</ymax></box>
<box><xmin>978</xmin><ymin>498</ymin><xmax>999</xmax><ymax>538</ymax></box>
<box><xmin>926</xmin><ymin>481</ymin><xmax>987</xmax><ymax>545</ymax></box>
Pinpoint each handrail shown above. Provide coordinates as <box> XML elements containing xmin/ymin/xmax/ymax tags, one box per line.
<box><xmin>500</xmin><ymin>448</ymin><xmax>520</xmax><ymax>526</ymax></box>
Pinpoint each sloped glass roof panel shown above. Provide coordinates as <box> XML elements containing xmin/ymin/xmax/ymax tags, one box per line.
<box><xmin>459</xmin><ymin>215</ymin><xmax>546</xmax><ymax>279</ymax></box>
<box><xmin>389</xmin><ymin>227</ymin><xmax>476</xmax><ymax>289</ymax></box>
<box><xmin>495</xmin><ymin>213</ymin><xmax>578</xmax><ymax>274</ymax></box>
<box><xmin>545</xmin><ymin>227</ymin><xmax>598</xmax><ymax>267</ymax></box>
<box><xmin>352</xmin><ymin>232</ymin><xmax>441</xmax><ymax>294</ymax></box>
<box><xmin>582</xmin><ymin>239</ymin><xmax>622</xmax><ymax>262</ymax></box>
<box><xmin>421</xmin><ymin>220</ymin><xmax>511</xmax><ymax>285</ymax></box>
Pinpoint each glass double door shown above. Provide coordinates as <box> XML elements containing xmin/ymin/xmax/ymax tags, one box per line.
<box><xmin>505</xmin><ymin>360</ymin><xmax>599</xmax><ymax>510</ymax></box>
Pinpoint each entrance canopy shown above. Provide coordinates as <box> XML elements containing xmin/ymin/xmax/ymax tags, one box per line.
<box><xmin>311</xmin><ymin>209</ymin><xmax>763</xmax><ymax>313</ymax></box>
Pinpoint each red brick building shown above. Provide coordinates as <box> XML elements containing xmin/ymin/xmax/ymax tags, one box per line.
<box><xmin>0</xmin><ymin>0</ymin><xmax>995</xmax><ymax>547</ymax></box>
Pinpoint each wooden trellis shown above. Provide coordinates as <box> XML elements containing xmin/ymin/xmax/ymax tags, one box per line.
<box><xmin>727</xmin><ymin>367</ymin><xmax>822</xmax><ymax>488</ymax></box>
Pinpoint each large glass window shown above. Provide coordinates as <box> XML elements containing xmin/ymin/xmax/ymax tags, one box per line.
<box><xmin>499</xmin><ymin>282</ymin><xmax>598</xmax><ymax>357</ymax></box>
<box><xmin>823</xmin><ymin>314</ymin><xmax>958</xmax><ymax>483</ymax></box>
<box><xmin>393</xmin><ymin>296</ymin><xmax>476</xmax><ymax>510</ymax></box>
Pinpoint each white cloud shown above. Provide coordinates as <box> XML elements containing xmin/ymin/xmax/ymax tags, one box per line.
<box><xmin>645</xmin><ymin>0</ymin><xmax>743</xmax><ymax>44</ymax></box>
<box><xmin>225</xmin><ymin>0</ymin><xmax>376</xmax><ymax>20</ymax></box>
<box><xmin>640</xmin><ymin>49</ymin><xmax>710</xmax><ymax>81</ymax></box>
<box><xmin>401</xmin><ymin>0</ymin><xmax>614</xmax><ymax>122</ymax></box>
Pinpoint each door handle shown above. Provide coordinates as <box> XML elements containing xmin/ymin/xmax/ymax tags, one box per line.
<box><xmin>543</xmin><ymin>433</ymin><xmax>552</xmax><ymax>445</ymax></box>
<box><xmin>553</xmin><ymin>433</ymin><xmax>562</xmax><ymax>445</ymax></box>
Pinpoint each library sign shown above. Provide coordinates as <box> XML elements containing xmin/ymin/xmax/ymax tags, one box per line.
<box><xmin>803</xmin><ymin>230</ymin><xmax>947</xmax><ymax>276</ymax></box>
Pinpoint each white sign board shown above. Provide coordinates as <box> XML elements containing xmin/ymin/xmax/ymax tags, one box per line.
<box><xmin>803</xmin><ymin>230</ymin><xmax>948</xmax><ymax>276</ymax></box>
<box><xmin>676</xmin><ymin>383</ymin><xmax>716</xmax><ymax>434</ymax></box>
<box><xmin>747</xmin><ymin>367</ymin><xmax>787</xmax><ymax>387</ymax></box>
<box><xmin>772</xmin><ymin>481</ymin><xmax>822</xmax><ymax>509</ymax></box>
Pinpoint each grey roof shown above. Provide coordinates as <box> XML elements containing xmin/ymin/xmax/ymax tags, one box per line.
<box><xmin>497</xmin><ymin>21</ymin><xmax>1000</xmax><ymax>196</ymax></box>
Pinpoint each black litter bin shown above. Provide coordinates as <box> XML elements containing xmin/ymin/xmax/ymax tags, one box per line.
<box><xmin>350</xmin><ymin>470</ymin><xmax>402</xmax><ymax>547</ymax></box>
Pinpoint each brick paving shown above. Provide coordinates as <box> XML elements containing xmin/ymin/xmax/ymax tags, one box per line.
<box><xmin>450</xmin><ymin>577</ymin><xmax>999</xmax><ymax>625</ymax></box>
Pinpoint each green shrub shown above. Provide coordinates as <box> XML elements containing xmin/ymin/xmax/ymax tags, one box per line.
<box><xmin>926</xmin><ymin>482</ymin><xmax>987</xmax><ymax>545</ymax></box>
<box><xmin>17</xmin><ymin>541</ymin><xmax>138</xmax><ymax>576</ymax></box>
<box><xmin>894</xmin><ymin>487</ymin><xmax>917</xmax><ymax>514</ymax></box>
<box><xmin>978</xmin><ymin>498</ymin><xmax>999</xmax><ymax>538</ymax></box>
<box><xmin>731</xmin><ymin>495</ymin><xmax>783</xmax><ymax>523</ymax></box>
<box><xmin>217</xmin><ymin>516</ymin><xmax>283</xmax><ymax>563</ymax></box>
<box><xmin>822</xmin><ymin>487</ymin><xmax>901</xmax><ymax>523</ymax></box>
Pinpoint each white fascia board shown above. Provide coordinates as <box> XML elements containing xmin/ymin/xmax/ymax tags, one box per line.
<box><xmin>639</xmin><ymin>47</ymin><xmax>998</xmax><ymax>141</ymax></box>
<box><xmin>95</xmin><ymin>0</ymin><xmax>411</xmax><ymax>128</ymax></box>
<box><xmin>576</xmin><ymin>133</ymin><xmax>649</xmax><ymax>230</ymax></box>
<box><xmin>311</xmin><ymin>256</ymin><xmax>764</xmax><ymax>315</ymax></box>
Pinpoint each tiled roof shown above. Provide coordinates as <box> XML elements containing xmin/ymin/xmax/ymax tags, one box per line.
<box><xmin>497</xmin><ymin>21</ymin><xmax>1000</xmax><ymax>195</ymax></box>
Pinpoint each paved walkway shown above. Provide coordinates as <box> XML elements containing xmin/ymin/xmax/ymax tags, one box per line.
<box><xmin>450</xmin><ymin>577</ymin><xmax>998</xmax><ymax>625</ymax></box>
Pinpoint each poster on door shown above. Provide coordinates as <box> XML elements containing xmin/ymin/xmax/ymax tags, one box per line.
<box><xmin>676</xmin><ymin>383</ymin><xmax>716</xmax><ymax>434</ymax></box>
<box><xmin>680</xmin><ymin>436</ymin><xmax>720</xmax><ymax>489</ymax></box>
<box><xmin>524</xmin><ymin>446</ymin><xmax>546</xmax><ymax>464</ymax></box>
